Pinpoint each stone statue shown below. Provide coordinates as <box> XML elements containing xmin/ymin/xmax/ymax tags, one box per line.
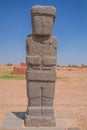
<box><xmin>24</xmin><ymin>5</ymin><xmax>57</xmax><ymax>127</ymax></box>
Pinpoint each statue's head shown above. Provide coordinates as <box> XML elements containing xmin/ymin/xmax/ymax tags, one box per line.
<box><xmin>31</xmin><ymin>5</ymin><xmax>56</xmax><ymax>36</ymax></box>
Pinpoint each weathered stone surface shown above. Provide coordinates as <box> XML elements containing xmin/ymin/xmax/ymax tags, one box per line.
<box><xmin>31</xmin><ymin>6</ymin><xmax>56</xmax><ymax>16</ymax></box>
<box><xmin>25</xmin><ymin>114</ymin><xmax>56</xmax><ymax>127</ymax></box>
<box><xmin>41</xmin><ymin>98</ymin><xmax>53</xmax><ymax>106</ymax></box>
<box><xmin>31</xmin><ymin>6</ymin><xmax>56</xmax><ymax>36</ymax></box>
<box><xmin>43</xmin><ymin>56</ymin><xmax>56</xmax><ymax>66</ymax></box>
<box><xmin>27</xmin><ymin>71</ymin><xmax>56</xmax><ymax>81</ymax></box>
<box><xmin>32</xmin><ymin>15</ymin><xmax>54</xmax><ymax>36</ymax></box>
<box><xmin>25</xmin><ymin>5</ymin><xmax>57</xmax><ymax>127</ymax></box>
<box><xmin>27</xmin><ymin>81</ymin><xmax>55</xmax><ymax>106</ymax></box>
<box><xmin>26</xmin><ymin>56</ymin><xmax>41</xmax><ymax>65</ymax></box>
<box><xmin>27</xmin><ymin>107</ymin><xmax>41</xmax><ymax>116</ymax></box>
<box><xmin>26</xmin><ymin>107</ymin><xmax>54</xmax><ymax>117</ymax></box>
<box><xmin>29</xmin><ymin>100</ymin><xmax>53</xmax><ymax>107</ymax></box>
<box><xmin>26</xmin><ymin>35</ymin><xmax>57</xmax><ymax>56</ymax></box>
<box><xmin>24</xmin><ymin>117</ymin><xmax>56</xmax><ymax>127</ymax></box>
<box><xmin>42</xmin><ymin>66</ymin><xmax>55</xmax><ymax>71</ymax></box>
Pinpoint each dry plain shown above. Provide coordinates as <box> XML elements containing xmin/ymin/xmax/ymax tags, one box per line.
<box><xmin>0</xmin><ymin>66</ymin><xmax>87</xmax><ymax>130</ymax></box>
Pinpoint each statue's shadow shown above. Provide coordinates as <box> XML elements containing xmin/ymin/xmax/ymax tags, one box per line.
<box><xmin>12</xmin><ymin>112</ymin><xmax>25</xmax><ymax>120</ymax></box>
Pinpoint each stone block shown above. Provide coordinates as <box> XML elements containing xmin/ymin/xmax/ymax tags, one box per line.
<box><xmin>29</xmin><ymin>101</ymin><xmax>41</xmax><ymax>106</ymax></box>
<box><xmin>26</xmin><ymin>56</ymin><xmax>41</xmax><ymax>65</ymax></box>
<box><xmin>32</xmin><ymin>15</ymin><xmax>54</xmax><ymax>36</ymax></box>
<box><xmin>27</xmin><ymin>64</ymin><xmax>40</xmax><ymax>70</ymax></box>
<box><xmin>41</xmin><ymin>99</ymin><xmax>53</xmax><ymax>106</ymax></box>
<box><xmin>25</xmin><ymin>115</ymin><xmax>56</xmax><ymax>127</ymax></box>
<box><xmin>27</xmin><ymin>71</ymin><xmax>56</xmax><ymax>81</ymax></box>
<box><xmin>29</xmin><ymin>100</ymin><xmax>53</xmax><ymax>107</ymax></box>
<box><xmin>31</xmin><ymin>6</ymin><xmax>56</xmax><ymax>36</ymax></box>
<box><xmin>27</xmin><ymin>81</ymin><xmax>41</xmax><ymax>106</ymax></box>
<box><xmin>42</xmin><ymin>82</ymin><xmax>55</xmax><ymax>99</ymax></box>
<box><xmin>26</xmin><ymin>36</ymin><xmax>45</xmax><ymax>56</ymax></box>
<box><xmin>41</xmin><ymin>107</ymin><xmax>54</xmax><ymax>117</ymax></box>
<box><xmin>43</xmin><ymin>56</ymin><xmax>56</xmax><ymax>66</ymax></box>
<box><xmin>42</xmin><ymin>36</ymin><xmax>57</xmax><ymax>48</ymax></box>
<box><xmin>26</xmin><ymin>36</ymin><xmax>32</xmax><ymax>55</ymax></box>
<box><xmin>42</xmin><ymin>66</ymin><xmax>56</xmax><ymax>71</ymax></box>
<box><xmin>26</xmin><ymin>107</ymin><xmax>54</xmax><ymax>117</ymax></box>
<box><xmin>28</xmin><ymin>99</ymin><xmax>53</xmax><ymax>107</ymax></box>
<box><xmin>31</xmin><ymin>6</ymin><xmax>56</xmax><ymax>16</ymax></box>
<box><xmin>27</xmin><ymin>107</ymin><xmax>41</xmax><ymax>116</ymax></box>
<box><xmin>26</xmin><ymin>35</ymin><xmax>57</xmax><ymax>57</ymax></box>
<box><xmin>26</xmin><ymin>35</ymin><xmax>41</xmax><ymax>56</ymax></box>
<box><xmin>41</xmin><ymin>36</ymin><xmax>57</xmax><ymax>57</ymax></box>
<box><xmin>42</xmin><ymin>66</ymin><xmax>51</xmax><ymax>70</ymax></box>
<box><xmin>42</xmin><ymin>44</ymin><xmax>57</xmax><ymax>57</ymax></box>
<box><xmin>27</xmin><ymin>81</ymin><xmax>55</xmax><ymax>107</ymax></box>
<box><xmin>27</xmin><ymin>81</ymin><xmax>55</xmax><ymax>98</ymax></box>
<box><xmin>27</xmin><ymin>81</ymin><xmax>41</xmax><ymax>99</ymax></box>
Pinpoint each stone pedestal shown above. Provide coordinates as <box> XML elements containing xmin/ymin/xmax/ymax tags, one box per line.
<box><xmin>1</xmin><ymin>112</ymin><xmax>80</xmax><ymax>130</ymax></box>
<box><xmin>24</xmin><ymin>5</ymin><xmax>57</xmax><ymax>127</ymax></box>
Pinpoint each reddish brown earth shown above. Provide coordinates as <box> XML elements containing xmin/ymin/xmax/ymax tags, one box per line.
<box><xmin>0</xmin><ymin>67</ymin><xmax>87</xmax><ymax>130</ymax></box>
<box><xmin>13</xmin><ymin>66</ymin><xmax>26</xmax><ymax>75</ymax></box>
<box><xmin>13</xmin><ymin>63</ymin><xmax>26</xmax><ymax>75</ymax></box>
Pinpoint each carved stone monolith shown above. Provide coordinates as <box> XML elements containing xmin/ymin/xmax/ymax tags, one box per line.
<box><xmin>24</xmin><ymin>5</ymin><xmax>57</xmax><ymax>127</ymax></box>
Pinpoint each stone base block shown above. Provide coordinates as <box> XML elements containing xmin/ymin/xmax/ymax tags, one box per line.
<box><xmin>24</xmin><ymin>107</ymin><xmax>56</xmax><ymax>127</ymax></box>
<box><xmin>1</xmin><ymin>112</ymin><xmax>80</xmax><ymax>130</ymax></box>
<box><xmin>26</xmin><ymin>107</ymin><xmax>54</xmax><ymax>117</ymax></box>
<box><xmin>24</xmin><ymin>116</ymin><xmax>56</xmax><ymax>127</ymax></box>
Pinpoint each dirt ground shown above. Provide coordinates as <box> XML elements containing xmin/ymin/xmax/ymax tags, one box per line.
<box><xmin>0</xmin><ymin>67</ymin><xmax>87</xmax><ymax>130</ymax></box>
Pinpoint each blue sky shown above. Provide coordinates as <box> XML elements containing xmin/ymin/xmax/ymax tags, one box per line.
<box><xmin>0</xmin><ymin>0</ymin><xmax>87</xmax><ymax>65</ymax></box>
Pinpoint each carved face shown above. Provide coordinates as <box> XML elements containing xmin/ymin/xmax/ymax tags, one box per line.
<box><xmin>32</xmin><ymin>14</ymin><xmax>54</xmax><ymax>36</ymax></box>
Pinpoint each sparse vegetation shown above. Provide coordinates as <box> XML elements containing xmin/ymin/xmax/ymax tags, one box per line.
<box><xmin>0</xmin><ymin>67</ymin><xmax>25</xmax><ymax>80</ymax></box>
<box><xmin>0</xmin><ymin>75</ymin><xmax>25</xmax><ymax>80</ymax></box>
<box><xmin>56</xmin><ymin>76</ymin><xmax>69</xmax><ymax>81</ymax></box>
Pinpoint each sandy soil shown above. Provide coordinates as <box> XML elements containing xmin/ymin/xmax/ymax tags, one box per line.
<box><xmin>0</xmin><ymin>68</ymin><xmax>87</xmax><ymax>130</ymax></box>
